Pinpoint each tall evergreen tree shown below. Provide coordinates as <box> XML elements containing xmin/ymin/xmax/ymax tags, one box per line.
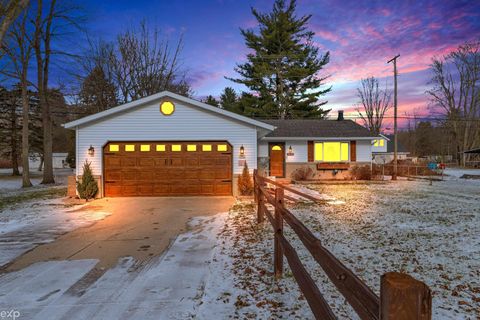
<box><xmin>203</xmin><ymin>95</ymin><xmax>219</xmax><ymax>107</ymax></box>
<box><xmin>228</xmin><ymin>0</ymin><xmax>331</xmax><ymax>119</ymax></box>
<box><xmin>79</xmin><ymin>65</ymin><xmax>118</xmax><ymax>114</ymax></box>
<box><xmin>220</xmin><ymin>87</ymin><xmax>237</xmax><ymax>111</ymax></box>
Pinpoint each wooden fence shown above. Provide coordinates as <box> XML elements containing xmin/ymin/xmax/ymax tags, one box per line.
<box><xmin>253</xmin><ymin>170</ymin><xmax>432</xmax><ymax>320</ymax></box>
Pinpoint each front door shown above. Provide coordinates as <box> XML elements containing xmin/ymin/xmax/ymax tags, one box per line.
<box><xmin>269</xmin><ymin>143</ymin><xmax>285</xmax><ymax>177</ymax></box>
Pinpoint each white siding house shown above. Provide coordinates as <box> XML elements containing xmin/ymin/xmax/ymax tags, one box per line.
<box><xmin>64</xmin><ymin>92</ymin><xmax>381</xmax><ymax>197</ymax></box>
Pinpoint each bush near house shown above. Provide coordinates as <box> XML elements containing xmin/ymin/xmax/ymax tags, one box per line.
<box><xmin>77</xmin><ymin>161</ymin><xmax>98</xmax><ymax>201</ymax></box>
<box><xmin>350</xmin><ymin>165</ymin><xmax>373</xmax><ymax>180</ymax></box>
<box><xmin>291</xmin><ymin>166</ymin><xmax>314</xmax><ymax>181</ymax></box>
<box><xmin>238</xmin><ymin>163</ymin><xmax>253</xmax><ymax>196</ymax></box>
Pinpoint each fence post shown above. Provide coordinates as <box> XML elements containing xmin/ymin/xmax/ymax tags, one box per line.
<box><xmin>380</xmin><ymin>272</ymin><xmax>432</xmax><ymax>320</ymax></box>
<box><xmin>274</xmin><ymin>187</ymin><xmax>284</xmax><ymax>279</ymax></box>
<box><xmin>253</xmin><ymin>170</ymin><xmax>257</xmax><ymax>204</ymax></box>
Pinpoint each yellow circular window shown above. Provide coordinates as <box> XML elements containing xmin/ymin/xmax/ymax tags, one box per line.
<box><xmin>160</xmin><ymin>101</ymin><xmax>175</xmax><ymax>115</ymax></box>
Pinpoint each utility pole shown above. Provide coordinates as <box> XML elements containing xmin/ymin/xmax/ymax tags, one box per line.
<box><xmin>387</xmin><ymin>54</ymin><xmax>400</xmax><ymax>180</ymax></box>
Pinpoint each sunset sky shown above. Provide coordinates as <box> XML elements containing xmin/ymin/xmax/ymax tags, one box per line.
<box><xmin>82</xmin><ymin>0</ymin><xmax>480</xmax><ymax>129</ymax></box>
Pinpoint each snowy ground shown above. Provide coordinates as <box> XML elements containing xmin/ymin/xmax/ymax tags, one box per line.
<box><xmin>1</xmin><ymin>169</ymin><xmax>478</xmax><ymax>319</ymax></box>
<box><xmin>0</xmin><ymin>214</ymin><xmax>227</xmax><ymax>319</ymax></box>
<box><xmin>0</xmin><ymin>198</ymin><xmax>111</xmax><ymax>267</ymax></box>
<box><xmin>208</xmin><ymin>176</ymin><xmax>479</xmax><ymax>319</ymax></box>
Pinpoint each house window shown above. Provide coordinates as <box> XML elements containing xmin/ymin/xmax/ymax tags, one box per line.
<box><xmin>140</xmin><ymin>145</ymin><xmax>150</xmax><ymax>152</ymax></box>
<box><xmin>156</xmin><ymin>144</ymin><xmax>166</xmax><ymax>152</ymax></box>
<box><xmin>314</xmin><ymin>142</ymin><xmax>349</xmax><ymax>162</ymax></box>
<box><xmin>271</xmin><ymin>145</ymin><xmax>282</xmax><ymax>151</ymax></box>
<box><xmin>187</xmin><ymin>144</ymin><xmax>197</xmax><ymax>151</ymax></box>
<box><xmin>374</xmin><ymin>139</ymin><xmax>385</xmax><ymax>147</ymax></box>
<box><xmin>125</xmin><ymin>144</ymin><xmax>135</xmax><ymax>152</ymax></box>
<box><xmin>172</xmin><ymin>144</ymin><xmax>182</xmax><ymax>152</ymax></box>
<box><xmin>160</xmin><ymin>101</ymin><xmax>175</xmax><ymax>115</ymax></box>
<box><xmin>202</xmin><ymin>144</ymin><xmax>212</xmax><ymax>151</ymax></box>
<box><xmin>109</xmin><ymin>145</ymin><xmax>119</xmax><ymax>152</ymax></box>
<box><xmin>217</xmin><ymin>144</ymin><xmax>227</xmax><ymax>152</ymax></box>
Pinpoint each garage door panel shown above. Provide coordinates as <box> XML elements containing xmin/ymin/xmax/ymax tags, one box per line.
<box><xmin>121</xmin><ymin>158</ymin><xmax>136</xmax><ymax>166</ymax></box>
<box><xmin>105</xmin><ymin>157</ymin><xmax>121</xmax><ymax>167</ymax></box>
<box><xmin>154</xmin><ymin>158</ymin><xmax>169</xmax><ymax>166</ymax></box>
<box><xmin>105</xmin><ymin>171</ymin><xmax>121</xmax><ymax>181</ymax></box>
<box><xmin>138</xmin><ymin>158</ymin><xmax>155</xmax><ymax>166</ymax></box>
<box><xmin>104</xmin><ymin>141</ymin><xmax>232</xmax><ymax>197</ymax></box>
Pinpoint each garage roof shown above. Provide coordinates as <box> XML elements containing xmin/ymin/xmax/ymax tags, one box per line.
<box><xmin>64</xmin><ymin>91</ymin><xmax>275</xmax><ymax>131</ymax></box>
<box><xmin>260</xmin><ymin>119</ymin><xmax>377</xmax><ymax>139</ymax></box>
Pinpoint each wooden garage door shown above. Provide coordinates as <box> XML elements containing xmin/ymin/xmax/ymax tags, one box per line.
<box><xmin>103</xmin><ymin>142</ymin><xmax>232</xmax><ymax>196</ymax></box>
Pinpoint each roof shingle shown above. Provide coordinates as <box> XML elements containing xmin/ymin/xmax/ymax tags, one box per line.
<box><xmin>260</xmin><ymin>119</ymin><xmax>377</xmax><ymax>138</ymax></box>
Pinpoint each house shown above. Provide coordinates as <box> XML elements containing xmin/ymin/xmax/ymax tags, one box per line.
<box><xmin>29</xmin><ymin>153</ymin><xmax>69</xmax><ymax>170</ymax></box>
<box><xmin>372</xmin><ymin>135</ymin><xmax>409</xmax><ymax>164</ymax></box>
<box><xmin>64</xmin><ymin>91</ymin><xmax>380</xmax><ymax>197</ymax></box>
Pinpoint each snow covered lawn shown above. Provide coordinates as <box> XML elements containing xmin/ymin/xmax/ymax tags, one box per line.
<box><xmin>0</xmin><ymin>196</ymin><xmax>110</xmax><ymax>267</ymax></box>
<box><xmin>203</xmin><ymin>178</ymin><xmax>479</xmax><ymax>319</ymax></box>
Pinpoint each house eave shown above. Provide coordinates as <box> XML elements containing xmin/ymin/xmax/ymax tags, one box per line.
<box><xmin>261</xmin><ymin>136</ymin><xmax>379</xmax><ymax>141</ymax></box>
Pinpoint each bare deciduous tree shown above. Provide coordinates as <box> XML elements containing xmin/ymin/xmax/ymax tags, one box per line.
<box><xmin>79</xmin><ymin>21</ymin><xmax>191</xmax><ymax>107</ymax></box>
<box><xmin>1</xmin><ymin>6</ymin><xmax>33</xmax><ymax>186</ymax></box>
<box><xmin>0</xmin><ymin>0</ymin><xmax>29</xmax><ymax>45</ymax></box>
<box><xmin>427</xmin><ymin>41</ymin><xmax>480</xmax><ymax>165</ymax></box>
<box><xmin>356</xmin><ymin>77</ymin><xmax>392</xmax><ymax>135</ymax></box>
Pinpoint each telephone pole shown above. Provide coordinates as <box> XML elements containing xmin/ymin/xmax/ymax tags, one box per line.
<box><xmin>387</xmin><ymin>54</ymin><xmax>400</xmax><ymax>180</ymax></box>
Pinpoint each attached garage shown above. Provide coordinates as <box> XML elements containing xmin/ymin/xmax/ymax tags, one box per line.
<box><xmin>64</xmin><ymin>91</ymin><xmax>274</xmax><ymax>197</ymax></box>
<box><xmin>103</xmin><ymin>141</ymin><xmax>232</xmax><ymax>196</ymax></box>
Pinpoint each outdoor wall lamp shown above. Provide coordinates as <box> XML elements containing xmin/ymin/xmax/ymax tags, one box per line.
<box><xmin>239</xmin><ymin>145</ymin><xmax>245</xmax><ymax>157</ymax></box>
<box><xmin>88</xmin><ymin>145</ymin><xmax>95</xmax><ymax>156</ymax></box>
<box><xmin>287</xmin><ymin>145</ymin><xmax>294</xmax><ymax>156</ymax></box>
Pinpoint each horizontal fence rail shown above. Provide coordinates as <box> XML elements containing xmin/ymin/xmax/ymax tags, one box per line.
<box><xmin>253</xmin><ymin>170</ymin><xmax>432</xmax><ymax>320</ymax></box>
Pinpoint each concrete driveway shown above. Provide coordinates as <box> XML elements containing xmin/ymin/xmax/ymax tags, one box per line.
<box><xmin>4</xmin><ymin>196</ymin><xmax>234</xmax><ymax>272</ymax></box>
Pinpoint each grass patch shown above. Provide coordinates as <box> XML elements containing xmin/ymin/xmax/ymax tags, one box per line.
<box><xmin>0</xmin><ymin>187</ymin><xmax>67</xmax><ymax>212</ymax></box>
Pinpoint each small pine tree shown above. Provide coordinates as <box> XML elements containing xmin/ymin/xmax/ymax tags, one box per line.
<box><xmin>238</xmin><ymin>163</ymin><xmax>254</xmax><ymax>196</ymax></box>
<box><xmin>77</xmin><ymin>161</ymin><xmax>98</xmax><ymax>201</ymax></box>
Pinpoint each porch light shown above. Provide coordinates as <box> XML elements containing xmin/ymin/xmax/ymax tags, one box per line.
<box><xmin>239</xmin><ymin>145</ymin><xmax>245</xmax><ymax>157</ymax></box>
<box><xmin>289</xmin><ymin>146</ymin><xmax>293</xmax><ymax>153</ymax></box>
<box><xmin>88</xmin><ymin>145</ymin><xmax>95</xmax><ymax>156</ymax></box>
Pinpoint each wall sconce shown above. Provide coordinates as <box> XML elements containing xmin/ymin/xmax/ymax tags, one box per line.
<box><xmin>287</xmin><ymin>145</ymin><xmax>294</xmax><ymax>156</ymax></box>
<box><xmin>88</xmin><ymin>145</ymin><xmax>95</xmax><ymax>156</ymax></box>
<box><xmin>239</xmin><ymin>145</ymin><xmax>245</xmax><ymax>158</ymax></box>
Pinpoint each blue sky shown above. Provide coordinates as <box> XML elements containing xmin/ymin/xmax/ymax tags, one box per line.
<box><xmin>64</xmin><ymin>0</ymin><xmax>480</xmax><ymax>125</ymax></box>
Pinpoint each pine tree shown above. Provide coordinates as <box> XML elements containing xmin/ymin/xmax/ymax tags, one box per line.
<box><xmin>220</xmin><ymin>87</ymin><xmax>237</xmax><ymax>111</ymax></box>
<box><xmin>237</xmin><ymin>163</ymin><xmax>253</xmax><ymax>196</ymax></box>
<box><xmin>228</xmin><ymin>0</ymin><xmax>331</xmax><ymax>119</ymax></box>
<box><xmin>77</xmin><ymin>161</ymin><xmax>98</xmax><ymax>201</ymax></box>
<box><xmin>203</xmin><ymin>95</ymin><xmax>219</xmax><ymax>107</ymax></box>
<box><xmin>79</xmin><ymin>65</ymin><xmax>118</xmax><ymax>114</ymax></box>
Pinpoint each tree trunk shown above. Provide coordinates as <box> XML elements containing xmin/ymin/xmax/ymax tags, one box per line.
<box><xmin>21</xmin><ymin>82</ymin><xmax>32</xmax><ymax>187</ymax></box>
<box><xmin>11</xmin><ymin>102</ymin><xmax>20</xmax><ymax>176</ymax></box>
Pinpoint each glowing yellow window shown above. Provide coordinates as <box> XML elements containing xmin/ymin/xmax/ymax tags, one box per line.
<box><xmin>341</xmin><ymin>143</ymin><xmax>349</xmax><ymax>161</ymax></box>
<box><xmin>140</xmin><ymin>145</ymin><xmax>150</xmax><ymax>152</ymax></box>
<box><xmin>217</xmin><ymin>144</ymin><xmax>227</xmax><ymax>152</ymax></box>
<box><xmin>323</xmin><ymin>142</ymin><xmax>341</xmax><ymax>162</ymax></box>
<box><xmin>187</xmin><ymin>145</ymin><xmax>197</xmax><ymax>151</ymax></box>
<box><xmin>160</xmin><ymin>101</ymin><xmax>175</xmax><ymax>115</ymax></box>
<box><xmin>125</xmin><ymin>144</ymin><xmax>135</xmax><ymax>152</ymax></box>
<box><xmin>172</xmin><ymin>144</ymin><xmax>182</xmax><ymax>152</ymax></box>
<box><xmin>271</xmin><ymin>145</ymin><xmax>282</xmax><ymax>151</ymax></box>
<box><xmin>156</xmin><ymin>144</ymin><xmax>166</xmax><ymax>152</ymax></box>
<box><xmin>314</xmin><ymin>143</ymin><xmax>323</xmax><ymax>161</ymax></box>
<box><xmin>202</xmin><ymin>144</ymin><xmax>212</xmax><ymax>151</ymax></box>
<box><xmin>374</xmin><ymin>140</ymin><xmax>379</xmax><ymax>147</ymax></box>
<box><xmin>109</xmin><ymin>144</ymin><xmax>119</xmax><ymax>152</ymax></box>
<box><xmin>379</xmin><ymin>139</ymin><xmax>385</xmax><ymax>147</ymax></box>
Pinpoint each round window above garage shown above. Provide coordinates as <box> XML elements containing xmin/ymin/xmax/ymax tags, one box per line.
<box><xmin>160</xmin><ymin>101</ymin><xmax>175</xmax><ymax>115</ymax></box>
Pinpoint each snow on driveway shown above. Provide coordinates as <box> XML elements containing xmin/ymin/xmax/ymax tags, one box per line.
<box><xmin>0</xmin><ymin>213</ymin><xmax>227</xmax><ymax>320</ymax></box>
<box><xmin>0</xmin><ymin>199</ymin><xmax>110</xmax><ymax>267</ymax></box>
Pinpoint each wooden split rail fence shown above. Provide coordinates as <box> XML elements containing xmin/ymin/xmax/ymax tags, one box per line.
<box><xmin>253</xmin><ymin>170</ymin><xmax>432</xmax><ymax>320</ymax></box>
